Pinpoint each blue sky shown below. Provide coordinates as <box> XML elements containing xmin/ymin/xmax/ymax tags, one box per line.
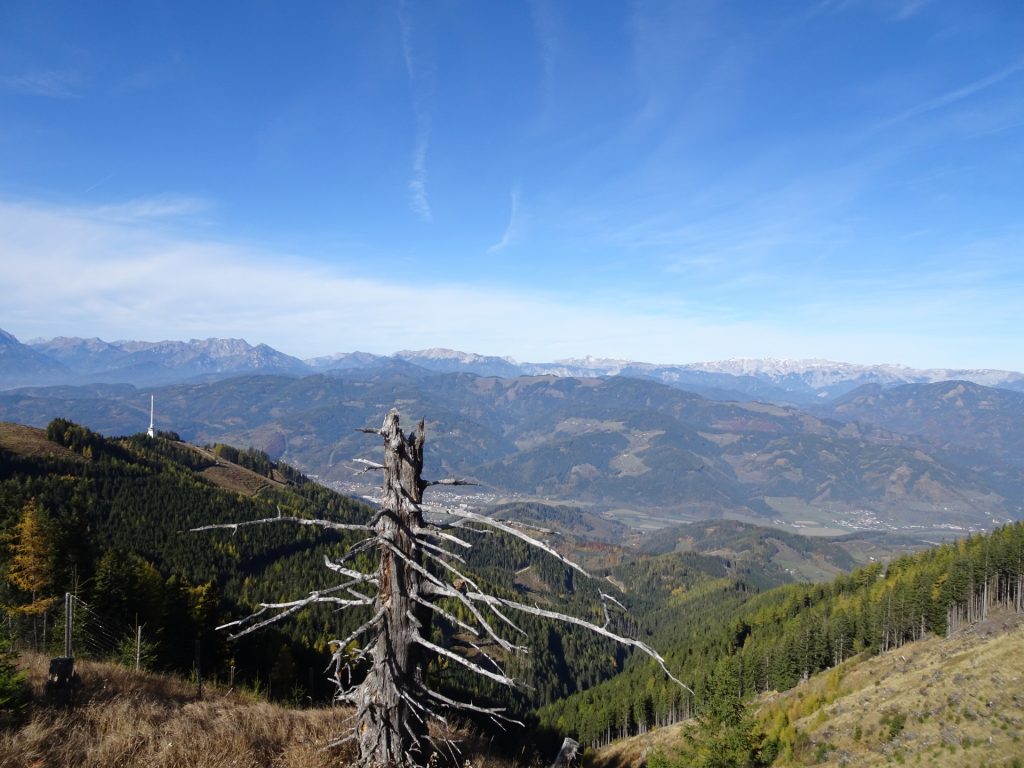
<box><xmin>1</xmin><ymin>1</ymin><xmax>1022</xmax><ymax>369</ymax></box>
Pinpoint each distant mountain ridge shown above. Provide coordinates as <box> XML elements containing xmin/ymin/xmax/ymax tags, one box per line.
<box><xmin>4</xmin><ymin>328</ymin><xmax>1023</xmax><ymax>404</ymax></box>
<box><xmin>6</xmin><ymin>331</ymin><xmax>308</xmax><ymax>387</ymax></box>
<box><xmin>825</xmin><ymin>379</ymin><xmax>1024</xmax><ymax>468</ymax></box>
<box><xmin>2</xmin><ymin>368</ymin><xmax>1021</xmax><ymax>532</ymax></box>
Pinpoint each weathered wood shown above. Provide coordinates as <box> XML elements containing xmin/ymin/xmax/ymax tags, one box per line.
<box><xmin>355</xmin><ymin>410</ymin><xmax>432</xmax><ymax>767</ymax></box>
<box><xmin>550</xmin><ymin>737</ymin><xmax>580</xmax><ymax>767</ymax></box>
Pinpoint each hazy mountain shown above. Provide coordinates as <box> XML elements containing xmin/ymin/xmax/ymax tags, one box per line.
<box><xmin>1</xmin><ymin>368</ymin><xmax>1019</xmax><ymax>532</ymax></box>
<box><xmin>826</xmin><ymin>380</ymin><xmax>1024</xmax><ymax>467</ymax></box>
<box><xmin>89</xmin><ymin>337</ymin><xmax>310</xmax><ymax>383</ymax></box>
<box><xmin>0</xmin><ymin>330</ymin><xmax>310</xmax><ymax>387</ymax></box>
<box><xmin>28</xmin><ymin>335</ymin><xmax>130</xmax><ymax>373</ymax></box>
<box><xmin>394</xmin><ymin>348</ymin><xmax>523</xmax><ymax>378</ymax></box>
<box><xmin>519</xmin><ymin>356</ymin><xmax>1024</xmax><ymax>402</ymax></box>
<box><xmin>682</xmin><ymin>357</ymin><xmax>1024</xmax><ymax>399</ymax></box>
<box><xmin>0</xmin><ymin>329</ymin><xmax>70</xmax><ymax>387</ymax></box>
<box><xmin>304</xmin><ymin>349</ymin><xmax>1024</xmax><ymax>404</ymax></box>
<box><xmin>6</xmin><ymin>330</ymin><xmax>1023</xmax><ymax>404</ymax></box>
<box><xmin>305</xmin><ymin>350</ymin><xmax>385</xmax><ymax>370</ymax></box>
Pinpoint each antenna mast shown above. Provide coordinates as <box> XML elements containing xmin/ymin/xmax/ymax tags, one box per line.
<box><xmin>147</xmin><ymin>394</ymin><xmax>155</xmax><ymax>438</ymax></box>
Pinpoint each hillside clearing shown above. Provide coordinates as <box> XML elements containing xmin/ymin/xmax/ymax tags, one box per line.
<box><xmin>591</xmin><ymin>611</ymin><xmax>1024</xmax><ymax>768</ymax></box>
<box><xmin>0</xmin><ymin>422</ymin><xmax>84</xmax><ymax>463</ymax></box>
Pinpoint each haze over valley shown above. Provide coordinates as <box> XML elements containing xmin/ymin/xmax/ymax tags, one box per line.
<box><xmin>4</xmin><ymin>328</ymin><xmax>1023</xmax><ymax>540</ymax></box>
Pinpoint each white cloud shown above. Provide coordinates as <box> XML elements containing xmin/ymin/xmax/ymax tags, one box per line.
<box><xmin>0</xmin><ymin>198</ymin><xmax>1020</xmax><ymax>371</ymax></box>
<box><xmin>487</xmin><ymin>187</ymin><xmax>522</xmax><ymax>253</ymax></box>
<box><xmin>409</xmin><ymin>125</ymin><xmax>433</xmax><ymax>222</ymax></box>
<box><xmin>93</xmin><ymin>195</ymin><xmax>213</xmax><ymax>221</ymax></box>
<box><xmin>894</xmin><ymin>0</ymin><xmax>932</xmax><ymax>20</ymax></box>
<box><xmin>0</xmin><ymin>198</ymin><xmax>762</xmax><ymax>362</ymax></box>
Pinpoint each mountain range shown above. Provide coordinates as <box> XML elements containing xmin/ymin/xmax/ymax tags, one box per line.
<box><xmin>3</xmin><ymin>328</ymin><xmax>1023</xmax><ymax>404</ymax></box>
<box><xmin>3</xmin><ymin>328</ymin><xmax>1023</xmax><ymax>534</ymax></box>
<box><xmin>2</xmin><ymin>368</ymin><xmax>1022</xmax><ymax>535</ymax></box>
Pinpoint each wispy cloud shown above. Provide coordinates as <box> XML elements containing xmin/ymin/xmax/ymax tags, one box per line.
<box><xmin>487</xmin><ymin>187</ymin><xmax>522</xmax><ymax>253</ymax></box>
<box><xmin>878</xmin><ymin>57</ymin><xmax>1024</xmax><ymax>128</ymax></box>
<box><xmin>527</xmin><ymin>0</ymin><xmax>558</xmax><ymax>120</ymax></box>
<box><xmin>93</xmin><ymin>195</ymin><xmax>212</xmax><ymax>222</ymax></box>
<box><xmin>409</xmin><ymin>123</ymin><xmax>432</xmax><ymax>222</ymax></box>
<box><xmin>398</xmin><ymin>1</ymin><xmax>434</xmax><ymax>222</ymax></box>
<box><xmin>811</xmin><ymin>0</ymin><xmax>931</xmax><ymax>20</ymax></box>
<box><xmin>84</xmin><ymin>173</ymin><xmax>115</xmax><ymax>194</ymax></box>
<box><xmin>0</xmin><ymin>69</ymin><xmax>81</xmax><ymax>98</ymax></box>
<box><xmin>894</xmin><ymin>0</ymin><xmax>932</xmax><ymax>21</ymax></box>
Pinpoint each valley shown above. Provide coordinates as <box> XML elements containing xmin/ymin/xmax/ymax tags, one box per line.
<box><xmin>3</xmin><ymin>417</ymin><xmax>1024</xmax><ymax>767</ymax></box>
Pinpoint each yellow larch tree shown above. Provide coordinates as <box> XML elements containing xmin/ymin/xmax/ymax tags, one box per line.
<box><xmin>5</xmin><ymin>499</ymin><xmax>58</xmax><ymax>616</ymax></box>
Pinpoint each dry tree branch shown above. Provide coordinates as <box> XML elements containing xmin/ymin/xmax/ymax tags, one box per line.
<box><xmin>465</xmin><ymin>589</ymin><xmax>694</xmax><ymax>694</ymax></box>
<box><xmin>423</xmin><ymin>477</ymin><xmax>479</xmax><ymax>488</ymax></box>
<box><xmin>419</xmin><ymin>682</ymin><xmax>524</xmax><ymax>727</ymax></box>
<box><xmin>381</xmin><ymin>537</ymin><xmax>525</xmax><ymax>650</ymax></box>
<box><xmin>189</xmin><ymin>509</ymin><xmax>372</xmax><ymax>535</ymax></box>
<box><xmin>412</xmin><ymin>630</ymin><xmax>517</xmax><ymax>688</ymax></box>
<box><xmin>218</xmin><ymin>589</ymin><xmax>374</xmax><ymax>640</ymax></box>
<box><xmin>434</xmin><ymin>508</ymin><xmax>592</xmax><ymax>578</ymax></box>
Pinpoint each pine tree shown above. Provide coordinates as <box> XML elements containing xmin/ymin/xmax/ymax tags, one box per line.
<box><xmin>0</xmin><ymin>632</ymin><xmax>26</xmax><ymax>715</ymax></box>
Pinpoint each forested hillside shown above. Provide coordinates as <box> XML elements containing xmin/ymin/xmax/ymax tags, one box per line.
<box><xmin>0</xmin><ymin>420</ymin><xmax>377</xmax><ymax>700</ymax></box>
<box><xmin>0</xmin><ymin>420</ymin><xmax>701</xmax><ymax>725</ymax></box>
<box><xmin>540</xmin><ymin>520</ymin><xmax>1024</xmax><ymax>751</ymax></box>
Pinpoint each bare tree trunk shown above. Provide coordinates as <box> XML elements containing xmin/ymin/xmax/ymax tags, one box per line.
<box><xmin>195</xmin><ymin>408</ymin><xmax>690</xmax><ymax>767</ymax></box>
<box><xmin>357</xmin><ymin>411</ymin><xmax>431</xmax><ymax>767</ymax></box>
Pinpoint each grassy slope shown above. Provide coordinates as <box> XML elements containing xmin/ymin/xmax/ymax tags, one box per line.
<box><xmin>591</xmin><ymin>611</ymin><xmax>1024</xmax><ymax>768</ymax></box>
<box><xmin>762</xmin><ymin>610</ymin><xmax>1024</xmax><ymax>767</ymax></box>
<box><xmin>0</xmin><ymin>654</ymin><xmax>354</xmax><ymax>768</ymax></box>
<box><xmin>0</xmin><ymin>654</ymin><xmax>529</xmax><ymax>768</ymax></box>
<box><xmin>0</xmin><ymin>422</ymin><xmax>83</xmax><ymax>463</ymax></box>
<box><xmin>0</xmin><ymin>422</ymin><xmax>284</xmax><ymax>499</ymax></box>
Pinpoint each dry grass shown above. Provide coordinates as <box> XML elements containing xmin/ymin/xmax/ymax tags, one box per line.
<box><xmin>0</xmin><ymin>423</ymin><xmax>83</xmax><ymax>463</ymax></box>
<box><xmin>589</xmin><ymin>611</ymin><xmax>1024</xmax><ymax>768</ymax></box>
<box><xmin>0</xmin><ymin>654</ymin><xmax>353</xmax><ymax>768</ymax></box>
<box><xmin>0</xmin><ymin>655</ymin><xmax>533</xmax><ymax>768</ymax></box>
<box><xmin>180</xmin><ymin>442</ymin><xmax>288</xmax><ymax>498</ymax></box>
<box><xmin>763</xmin><ymin>611</ymin><xmax>1024</xmax><ymax>767</ymax></box>
<box><xmin>199</xmin><ymin>463</ymin><xmax>280</xmax><ymax>497</ymax></box>
<box><xmin>588</xmin><ymin>720</ymin><xmax>690</xmax><ymax>768</ymax></box>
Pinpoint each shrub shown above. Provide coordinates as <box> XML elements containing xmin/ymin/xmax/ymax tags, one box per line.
<box><xmin>0</xmin><ymin>632</ymin><xmax>27</xmax><ymax>720</ymax></box>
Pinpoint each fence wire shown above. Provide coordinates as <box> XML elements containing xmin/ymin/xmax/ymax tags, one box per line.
<box><xmin>2</xmin><ymin>594</ymin><xmax>142</xmax><ymax>663</ymax></box>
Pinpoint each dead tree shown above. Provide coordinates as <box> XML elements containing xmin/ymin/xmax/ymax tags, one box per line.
<box><xmin>194</xmin><ymin>409</ymin><xmax>688</xmax><ymax>767</ymax></box>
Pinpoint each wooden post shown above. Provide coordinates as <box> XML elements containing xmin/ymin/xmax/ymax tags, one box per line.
<box><xmin>64</xmin><ymin>592</ymin><xmax>72</xmax><ymax>658</ymax></box>
<box><xmin>195</xmin><ymin>640</ymin><xmax>202</xmax><ymax>699</ymax></box>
